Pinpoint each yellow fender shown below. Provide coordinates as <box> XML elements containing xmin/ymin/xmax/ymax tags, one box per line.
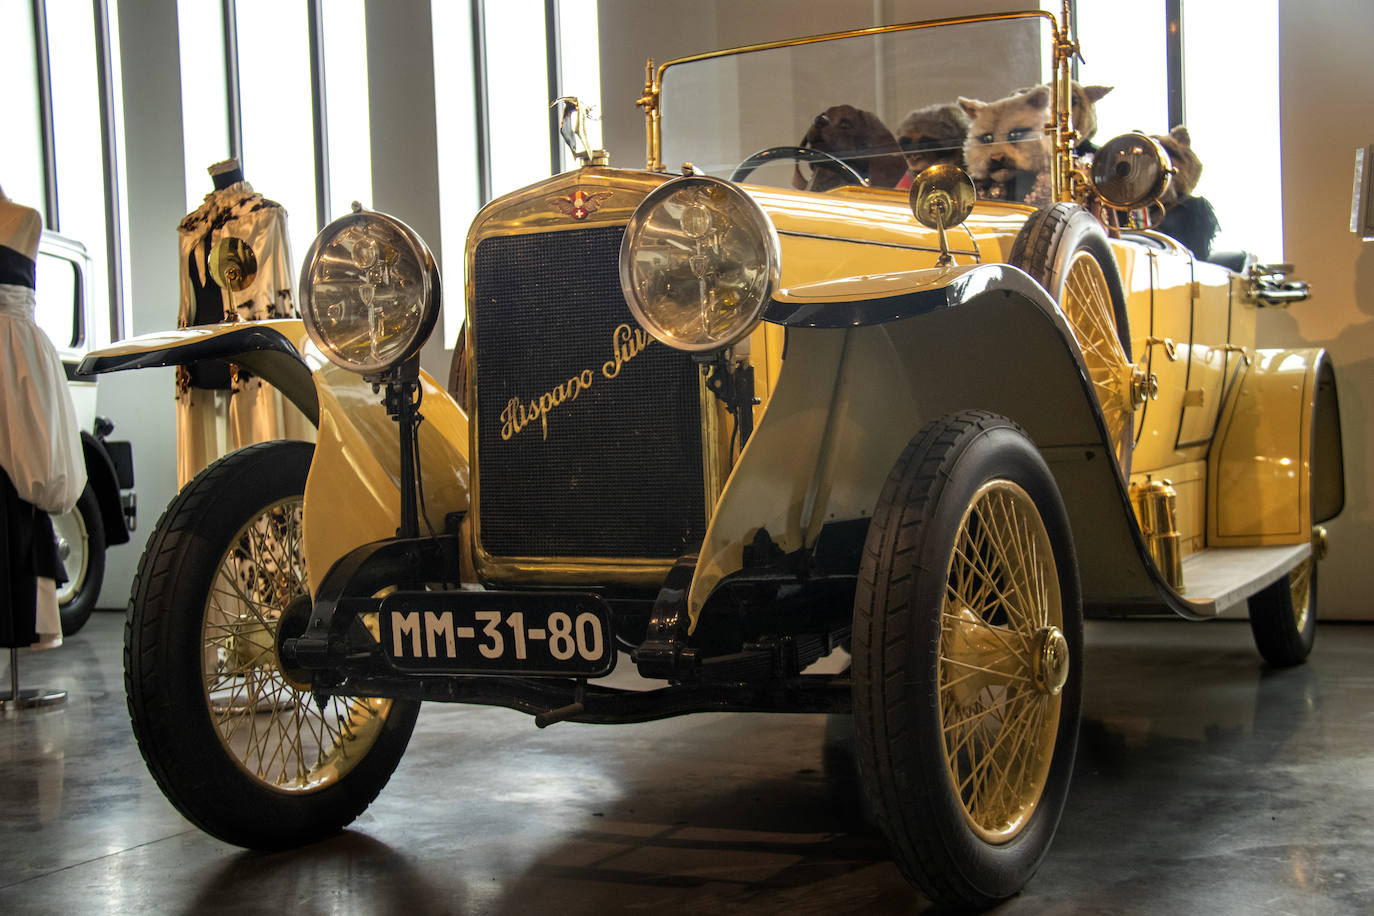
<box><xmin>688</xmin><ymin>264</ymin><xmax>1186</xmax><ymax>626</ymax></box>
<box><xmin>1207</xmin><ymin>348</ymin><xmax>1343</xmax><ymax>546</ymax></box>
<box><xmin>303</xmin><ymin>364</ymin><xmax>470</xmax><ymax>591</ymax></box>
<box><xmin>79</xmin><ymin>318</ymin><xmax>473</xmax><ymax>591</ymax></box>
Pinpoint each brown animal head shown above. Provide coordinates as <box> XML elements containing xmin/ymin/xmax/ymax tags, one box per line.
<box><xmin>1069</xmin><ymin>82</ymin><xmax>1113</xmax><ymax>147</ymax></box>
<box><xmin>896</xmin><ymin>103</ymin><xmax>971</xmax><ymax>176</ymax></box>
<box><xmin>795</xmin><ymin>105</ymin><xmax>906</xmax><ymax>192</ymax></box>
<box><xmin>1010</xmin><ymin>82</ymin><xmax>1112</xmax><ymax>149</ymax></box>
<box><xmin>1153</xmin><ymin>125</ymin><xmax>1202</xmax><ymax>209</ymax></box>
<box><xmin>959</xmin><ymin>86</ymin><xmax>1052</xmax><ymax>202</ymax></box>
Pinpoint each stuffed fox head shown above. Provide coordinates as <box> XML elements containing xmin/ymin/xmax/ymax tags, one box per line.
<box><xmin>958</xmin><ymin>86</ymin><xmax>1052</xmax><ymax>200</ymax></box>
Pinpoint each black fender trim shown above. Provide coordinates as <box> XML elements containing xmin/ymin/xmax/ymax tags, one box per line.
<box><xmin>771</xmin><ymin>262</ymin><xmax>1215</xmax><ymax>621</ymax></box>
<box><xmin>282</xmin><ymin>534</ymin><xmax>463</xmax><ymax>676</ymax></box>
<box><xmin>79</xmin><ymin>431</ymin><xmax>131</xmax><ymax>546</ymax></box>
<box><xmin>1312</xmin><ymin>352</ymin><xmax>1345</xmax><ymax>523</ymax></box>
<box><xmin>77</xmin><ymin>325</ymin><xmax>319</xmax><ymax>426</ymax></box>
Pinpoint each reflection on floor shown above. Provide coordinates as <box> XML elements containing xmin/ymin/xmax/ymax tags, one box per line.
<box><xmin>1</xmin><ymin>613</ymin><xmax>1371</xmax><ymax>915</ymax></box>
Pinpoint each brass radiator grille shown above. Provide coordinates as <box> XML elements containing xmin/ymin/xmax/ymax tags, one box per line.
<box><xmin>472</xmin><ymin>225</ymin><xmax>707</xmax><ymax>560</ymax></box>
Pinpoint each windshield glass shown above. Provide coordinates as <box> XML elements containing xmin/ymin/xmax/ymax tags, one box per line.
<box><xmin>660</xmin><ymin>15</ymin><xmax>1056</xmax><ymax>201</ymax></box>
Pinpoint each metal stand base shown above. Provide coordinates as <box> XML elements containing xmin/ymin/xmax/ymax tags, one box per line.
<box><xmin>0</xmin><ymin>647</ymin><xmax>67</xmax><ymax>713</ymax></box>
<box><xmin>0</xmin><ymin>687</ymin><xmax>68</xmax><ymax>712</ymax></box>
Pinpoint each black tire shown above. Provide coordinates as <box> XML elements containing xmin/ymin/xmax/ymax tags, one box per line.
<box><xmin>852</xmin><ymin>410</ymin><xmax>1083</xmax><ymax>908</ymax></box>
<box><xmin>53</xmin><ymin>485</ymin><xmax>106</xmax><ymax>636</ymax></box>
<box><xmin>1248</xmin><ymin>560</ymin><xmax>1317</xmax><ymax>667</ymax></box>
<box><xmin>125</xmin><ymin>441</ymin><xmax>420</xmax><ymax>849</ymax></box>
<box><xmin>1009</xmin><ymin>202</ymin><xmax>1135</xmax><ymax>476</ymax></box>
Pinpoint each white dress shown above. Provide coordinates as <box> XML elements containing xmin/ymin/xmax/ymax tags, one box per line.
<box><xmin>0</xmin><ymin>279</ymin><xmax>85</xmax><ymax>649</ymax></box>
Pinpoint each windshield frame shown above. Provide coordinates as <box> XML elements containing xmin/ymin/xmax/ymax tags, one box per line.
<box><xmin>639</xmin><ymin>9</ymin><xmax>1072</xmax><ymax>199</ymax></box>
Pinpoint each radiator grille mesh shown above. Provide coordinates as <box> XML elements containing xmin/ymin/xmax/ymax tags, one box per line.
<box><xmin>472</xmin><ymin>225</ymin><xmax>707</xmax><ymax>559</ymax></box>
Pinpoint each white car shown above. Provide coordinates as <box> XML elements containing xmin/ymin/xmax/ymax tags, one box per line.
<box><xmin>34</xmin><ymin>230</ymin><xmax>136</xmax><ymax>634</ymax></box>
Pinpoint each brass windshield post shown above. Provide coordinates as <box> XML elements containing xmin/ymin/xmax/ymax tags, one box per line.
<box><xmin>1053</xmin><ymin>0</ymin><xmax>1080</xmax><ymax>202</ymax></box>
<box><xmin>637</xmin><ymin>59</ymin><xmax>663</xmax><ymax>171</ymax></box>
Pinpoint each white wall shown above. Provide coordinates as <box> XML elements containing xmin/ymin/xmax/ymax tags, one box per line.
<box><xmin>1272</xmin><ymin>0</ymin><xmax>1374</xmax><ymax>619</ymax></box>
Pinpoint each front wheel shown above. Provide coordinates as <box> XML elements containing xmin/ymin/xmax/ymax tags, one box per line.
<box><xmin>125</xmin><ymin>440</ymin><xmax>420</xmax><ymax>849</ymax></box>
<box><xmin>852</xmin><ymin>411</ymin><xmax>1082</xmax><ymax>908</ymax></box>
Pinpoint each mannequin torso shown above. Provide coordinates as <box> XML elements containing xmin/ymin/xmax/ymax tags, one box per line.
<box><xmin>0</xmin><ymin>186</ymin><xmax>42</xmax><ymax>263</ymax></box>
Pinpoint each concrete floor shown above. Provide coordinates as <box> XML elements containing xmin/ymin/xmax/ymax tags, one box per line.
<box><xmin>1</xmin><ymin>612</ymin><xmax>1371</xmax><ymax>915</ymax></box>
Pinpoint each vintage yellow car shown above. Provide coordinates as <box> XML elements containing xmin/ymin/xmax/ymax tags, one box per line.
<box><xmin>82</xmin><ymin>7</ymin><xmax>1343</xmax><ymax>909</ymax></box>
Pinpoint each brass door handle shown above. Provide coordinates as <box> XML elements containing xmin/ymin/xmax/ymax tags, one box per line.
<box><xmin>1143</xmin><ymin>336</ymin><xmax>1178</xmax><ymax>361</ymax></box>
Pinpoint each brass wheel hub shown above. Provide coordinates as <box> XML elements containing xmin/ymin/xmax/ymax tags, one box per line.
<box><xmin>203</xmin><ymin>496</ymin><xmax>390</xmax><ymax>793</ymax></box>
<box><xmin>1031</xmin><ymin>626</ymin><xmax>1070</xmax><ymax>695</ymax></box>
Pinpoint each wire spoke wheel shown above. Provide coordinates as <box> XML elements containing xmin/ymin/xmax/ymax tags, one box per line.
<box><xmin>202</xmin><ymin>494</ymin><xmax>390</xmax><ymax>792</ymax></box>
<box><xmin>1248</xmin><ymin>554</ymin><xmax>1318</xmax><ymax>667</ymax></box>
<box><xmin>939</xmin><ymin>480</ymin><xmax>1064</xmax><ymax>843</ymax></box>
<box><xmin>853</xmin><ymin>411</ymin><xmax>1082</xmax><ymax>908</ymax></box>
<box><xmin>1061</xmin><ymin>250</ymin><xmax>1134</xmax><ymax>471</ymax></box>
<box><xmin>1287</xmin><ymin>559</ymin><xmax>1313</xmax><ymax>633</ymax></box>
<box><xmin>126</xmin><ymin>441</ymin><xmax>419</xmax><ymax>848</ymax></box>
<box><xmin>1010</xmin><ymin>202</ymin><xmax>1135</xmax><ymax>477</ymax></box>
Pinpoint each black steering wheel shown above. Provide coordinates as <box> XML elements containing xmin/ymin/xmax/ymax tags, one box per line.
<box><xmin>730</xmin><ymin>146</ymin><xmax>867</xmax><ymax>189</ymax></box>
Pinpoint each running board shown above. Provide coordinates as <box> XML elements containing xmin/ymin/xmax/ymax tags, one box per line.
<box><xmin>1177</xmin><ymin>544</ymin><xmax>1310</xmax><ymax>618</ymax></box>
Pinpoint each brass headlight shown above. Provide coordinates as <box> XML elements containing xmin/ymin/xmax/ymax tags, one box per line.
<box><xmin>1092</xmin><ymin>132</ymin><xmax>1173</xmax><ymax>211</ymax></box>
<box><xmin>299</xmin><ymin>208</ymin><xmax>440</xmax><ymax>375</ymax></box>
<box><xmin>619</xmin><ymin>175</ymin><xmax>780</xmax><ymax>353</ymax></box>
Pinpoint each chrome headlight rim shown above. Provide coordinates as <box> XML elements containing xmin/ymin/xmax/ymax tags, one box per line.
<box><xmin>298</xmin><ymin>208</ymin><xmax>441</xmax><ymax>376</ymax></box>
<box><xmin>619</xmin><ymin>174</ymin><xmax>781</xmax><ymax>354</ymax></box>
<box><xmin>1091</xmin><ymin>132</ymin><xmax>1174</xmax><ymax>212</ymax></box>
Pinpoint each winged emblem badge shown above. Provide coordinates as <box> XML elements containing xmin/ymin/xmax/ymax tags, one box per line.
<box><xmin>548</xmin><ymin>189</ymin><xmax>614</xmax><ymax>220</ymax></box>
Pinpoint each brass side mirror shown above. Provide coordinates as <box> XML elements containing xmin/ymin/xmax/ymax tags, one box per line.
<box><xmin>909</xmin><ymin>163</ymin><xmax>975</xmax><ymax>267</ymax></box>
<box><xmin>208</xmin><ymin>236</ymin><xmax>258</xmax><ymax>292</ymax></box>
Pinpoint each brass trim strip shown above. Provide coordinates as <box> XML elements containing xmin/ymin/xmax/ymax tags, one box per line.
<box><xmin>777</xmin><ymin>228</ymin><xmax>978</xmax><ymax>258</ymax></box>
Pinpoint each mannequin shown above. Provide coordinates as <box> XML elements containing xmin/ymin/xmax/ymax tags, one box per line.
<box><xmin>0</xmin><ymin>184</ymin><xmax>85</xmax><ymax>653</ymax></box>
<box><xmin>175</xmin><ymin>159</ymin><xmax>312</xmax><ymax>487</ymax></box>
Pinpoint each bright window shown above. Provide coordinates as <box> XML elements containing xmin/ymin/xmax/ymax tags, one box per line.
<box><xmin>1184</xmin><ymin>0</ymin><xmax>1281</xmax><ymax>260</ymax></box>
<box><xmin>177</xmin><ymin>0</ymin><xmax>231</xmax><ymax>213</ymax></box>
<box><xmin>432</xmin><ymin>1</ymin><xmax>481</xmax><ymax>345</ymax></box>
<box><xmin>0</xmin><ymin>0</ymin><xmax>46</xmax><ymax>212</ymax></box>
<box><xmin>322</xmin><ymin>0</ymin><xmax>371</xmax><ymax>221</ymax></box>
<box><xmin>235</xmin><ymin>0</ymin><xmax>318</xmax><ymax>270</ymax></box>
<box><xmin>1074</xmin><ymin>0</ymin><xmax>1170</xmax><ymax>144</ymax></box>
<box><xmin>556</xmin><ymin>0</ymin><xmax>603</xmax><ymax>171</ymax></box>
<box><xmin>47</xmin><ymin>4</ymin><xmax>112</xmax><ymax>345</ymax></box>
<box><xmin>484</xmin><ymin>0</ymin><xmax>553</xmax><ymax>197</ymax></box>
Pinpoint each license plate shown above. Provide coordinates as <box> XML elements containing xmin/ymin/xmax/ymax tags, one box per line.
<box><xmin>378</xmin><ymin>591</ymin><xmax>616</xmax><ymax>677</ymax></box>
